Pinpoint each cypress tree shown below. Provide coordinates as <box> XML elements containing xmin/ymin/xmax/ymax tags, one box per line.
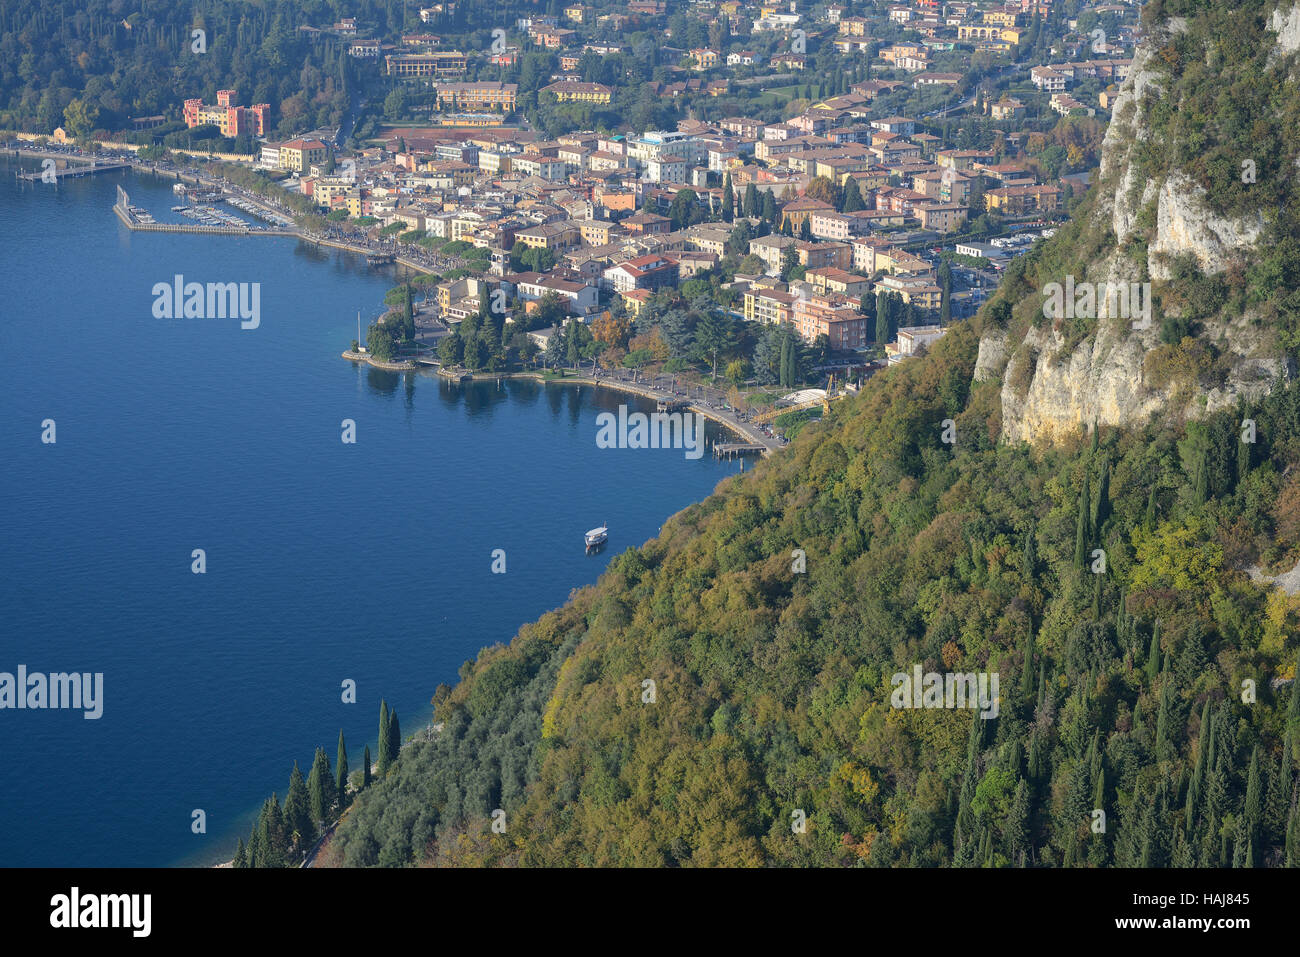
<box><xmin>1290</xmin><ymin>653</ymin><xmax>1300</xmax><ymax>724</ymax></box>
<box><xmin>284</xmin><ymin>760</ymin><xmax>313</xmax><ymax>852</ymax></box>
<box><xmin>363</xmin><ymin>745</ymin><xmax>372</xmax><ymax>788</ymax></box>
<box><xmin>247</xmin><ymin>819</ymin><xmax>265</xmax><ymax>868</ymax></box>
<box><xmin>1237</xmin><ymin>422</ymin><xmax>1252</xmax><ymax>487</ymax></box>
<box><xmin>336</xmin><ymin>730</ymin><xmax>349</xmax><ymax>809</ymax></box>
<box><xmin>1171</xmin><ymin>827</ymin><xmax>1192</xmax><ymax>867</ymax></box>
<box><xmin>1155</xmin><ymin>679</ymin><xmax>1171</xmax><ymax>755</ymax></box>
<box><xmin>761</xmin><ymin>190</ymin><xmax>777</xmax><ymax>223</ymax></box>
<box><xmin>1244</xmin><ymin>746</ymin><xmax>1262</xmax><ymax>854</ymax></box>
<box><xmin>978</xmin><ymin>824</ymin><xmax>992</xmax><ymax>866</ymax></box>
<box><xmin>388</xmin><ymin>709</ymin><xmax>401</xmax><ymax>761</ymax></box>
<box><xmin>875</xmin><ymin>291</ymin><xmax>890</xmax><ymax>346</ymax></box>
<box><xmin>939</xmin><ymin>260</ymin><xmax>952</xmax><ymax>325</ymax></box>
<box><xmin>1092</xmin><ymin>463</ymin><xmax>1110</xmax><ymax>531</ymax></box>
<box><xmin>1028</xmin><ymin>725</ymin><xmax>1043</xmax><ymax>783</ymax></box>
<box><xmin>377</xmin><ymin>700</ymin><xmax>392</xmax><ymax>775</ymax></box>
<box><xmin>1265</xmin><ymin>752</ymin><xmax>1288</xmax><ymax>839</ymax></box>
<box><xmin>721</xmin><ymin>173</ymin><xmax>734</xmax><ymax>222</ymax></box>
<box><xmin>308</xmin><ymin>746</ymin><xmax>333</xmax><ymax>826</ymax></box>
<box><xmin>1021</xmin><ymin>630</ymin><xmax>1036</xmax><ymax>702</ymax></box>
<box><xmin>261</xmin><ymin>793</ymin><xmax>286</xmax><ymax>868</ymax></box>
<box><xmin>1287</xmin><ymin>801</ymin><xmax>1300</xmax><ymax>867</ymax></box>
<box><xmin>1174</xmin><ymin>620</ymin><xmax>1208</xmax><ymax>691</ymax></box>
<box><xmin>1074</xmin><ymin>474</ymin><xmax>1091</xmax><ymax>566</ymax></box>
<box><xmin>842</xmin><ymin>177</ymin><xmax>864</xmax><ymax>212</ymax></box>
<box><xmin>1007</xmin><ymin>778</ymin><xmax>1030</xmax><ymax>861</ymax></box>
<box><xmin>1145</xmin><ymin>621</ymin><xmax>1162</xmax><ymax>685</ymax></box>
<box><xmin>1186</xmin><ymin>698</ymin><xmax>1211</xmax><ymax>830</ymax></box>
<box><xmin>1063</xmin><ymin>824</ymin><xmax>1077</xmax><ymax>867</ymax></box>
<box><xmin>233</xmin><ymin>837</ymin><xmax>247</xmax><ymax>869</ymax></box>
<box><xmin>743</xmin><ymin>182</ymin><xmax>758</xmax><ymax>218</ymax></box>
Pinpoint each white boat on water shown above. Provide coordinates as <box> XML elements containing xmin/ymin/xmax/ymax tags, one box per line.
<box><xmin>584</xmin><ymin>525</ymin><xmax>608</xmax><ymax>549</ymax></box>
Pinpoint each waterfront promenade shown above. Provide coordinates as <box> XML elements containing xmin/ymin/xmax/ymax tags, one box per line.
<box><xmin>431</xmin><ymin>365</ymin><xmax>786</xmax><ymax>456</ymax></box>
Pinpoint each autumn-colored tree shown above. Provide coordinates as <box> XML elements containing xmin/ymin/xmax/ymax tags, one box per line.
<box><xmin>629</xmin><ymin>327</ymin><xmax>671</xmax><ymax>361</ymax></box>
<box><xmin>804</xmin><ymin>176</ymin><xmax>840</xmax><ymax>208</ymax></box>
<box><xmin>591</xmin><ymin>311</ymin><xmax>632</xmax><ymax>349</ymax></box>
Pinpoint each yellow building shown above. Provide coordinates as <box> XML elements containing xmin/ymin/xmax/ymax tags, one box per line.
<box><xmin>690</xmin><ymin>48</ymin><xmax>720</xmax><ymax>70</ymax></box>
<box><xmin>540</xmin><ymin>81</ymin><xmax>613</xmax><ymax>104</ymax></box>
<box><xmin>981</xmin><ymin>10</ymin><xmax>1020</xmax><ymax>26</ymax></box>
<box><xmin>312</xmin><ymin>177</ymin><xmax>352</xmax><ymax>208</ymax></box>
<box><xmin>436</xmin><ymin>82</ymin><xmax>518</xmax><ymax>113</ymax></box>
<box><xmin>806</xmin><ymin>266</ymin><xmax>872</xmax><ymax>298</ymax></box>
<box><xmin>279</xmin><ymin>138</ymin><xmax>329</xmax><ymax>173</ymax></box>
<box><xmin>957</xmin><ymin>25</ymin><xmax>1022</xmax><ymax>45</ymax></box>
<box><xmin>579</xmin><ymin>219</ymin><xmax>616</xmax><ymax>245</ymax></box>
<box><xmin>743</xmin><ymin>288</ymin><xmax>796</xmax><ymax>325</ymax></box>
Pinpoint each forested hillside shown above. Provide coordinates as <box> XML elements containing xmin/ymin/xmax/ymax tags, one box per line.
<box><xmin>171</xmin><ymin>0</ymin><xmax>1290</xmax><ymax>867</ymax></box>
<box><xmin>0</xmin><ymin>0</ymin><xmax>372</xmax><ymax>138</ymax></box>
<box><xmin>316</xmin><ymin>1</ymin><xmax>1300</xmax><ymax>867</ymax></box>
<box><xmin>319</xmin><ymin>312</ymin><xmax>1300</xmax><ymax>866</ymax></box>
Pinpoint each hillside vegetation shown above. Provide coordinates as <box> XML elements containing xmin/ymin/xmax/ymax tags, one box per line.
<box><xmin>323</xmin><ymin>320</ymin><xmax>1300</xmax><ymax>866</ymax></box>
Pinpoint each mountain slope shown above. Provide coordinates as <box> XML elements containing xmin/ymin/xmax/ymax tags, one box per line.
<box><xmin>976</xmin><ymin>0</ymin><xmax>1300</xmax><ymax>444</ymax></box>
<box><xmin>322</xmin><ymin>0</ymin><xmax>1300</xmax><ymax>868</ymax></box>
<box><xmin>325</xmin><ymin>318</ymin><xmax>1300</xmax><ymax>866</ymax></box>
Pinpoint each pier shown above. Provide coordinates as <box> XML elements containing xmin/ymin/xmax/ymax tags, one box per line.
<box><xmin>17</xmin><ymin>159</ymin><xmax>130</xmax><ymax>181</ymax></box>
<box><xmin>713</xmin><ymin>442</ymin><xmax>768</xmax><ymax>459</ymax></box>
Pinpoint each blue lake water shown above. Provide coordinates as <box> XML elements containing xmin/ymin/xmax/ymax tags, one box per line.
<box><xmin>0</xmin><ymin>163</ymin><xmax>739</xmax><ymax>867</ymax></box>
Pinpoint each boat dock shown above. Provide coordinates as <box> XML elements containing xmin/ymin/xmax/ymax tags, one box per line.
<box><xmin>17</xmin><ymin>159</ymin><xmax>130</xmax><ymax>181</ymax></box>
<box><xmin>713</xmin><ymin>442</ymin><xmax>768</xmax><ymax>459</ymax></box>
<box><xmin>656</xmin><ymin>398</ymin><xmax>691</xmax><ymax>413</ymax></box>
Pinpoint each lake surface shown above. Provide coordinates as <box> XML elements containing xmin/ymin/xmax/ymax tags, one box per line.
<box><xmin>0</xmin><ymin>163</ymin><xmax>739</xmax><ymax>867</ymax></box>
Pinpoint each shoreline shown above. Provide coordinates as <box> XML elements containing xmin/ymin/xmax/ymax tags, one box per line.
<box><xmin>12</xmin><ymin>147</ymin><xmax>778</xmax><ymax>453</ymax></box>
<box><xmin>1</xmin><ymin>148</ymin><xmax>435</xmax><ymax>272</ymax></box>
<box><xmin>362</xmin><ymin>359</ymin><xmax>779</xmax><ymax>453</ymax></box>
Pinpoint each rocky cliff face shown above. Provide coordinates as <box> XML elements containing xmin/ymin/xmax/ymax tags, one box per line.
<box><xmin>979</xmin><ymin>10</ymin><xmax>1291</xmax><ymax>444</ymax></box>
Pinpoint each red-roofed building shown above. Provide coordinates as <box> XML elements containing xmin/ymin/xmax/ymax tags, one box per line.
<box><xmin>603</xmin><ymin>255</ymin><xmax>680</xmax><ymax>293</ymax></box>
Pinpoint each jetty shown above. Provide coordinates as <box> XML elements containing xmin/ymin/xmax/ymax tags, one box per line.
<box><xmin>17</xmin><ymin>158</ymin><xmax>130</xmax><ymax>181</ymax></box>
<box><xmin>713</xmin><ymin>442</ymin><xmax>768</xmax><ymax>459</ymax></box>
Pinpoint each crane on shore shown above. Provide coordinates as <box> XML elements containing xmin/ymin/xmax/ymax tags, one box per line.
<box><xmin>751</xmin><ymin>376</ymin><xmax>844</xmax><ymax>425</ymax></box>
